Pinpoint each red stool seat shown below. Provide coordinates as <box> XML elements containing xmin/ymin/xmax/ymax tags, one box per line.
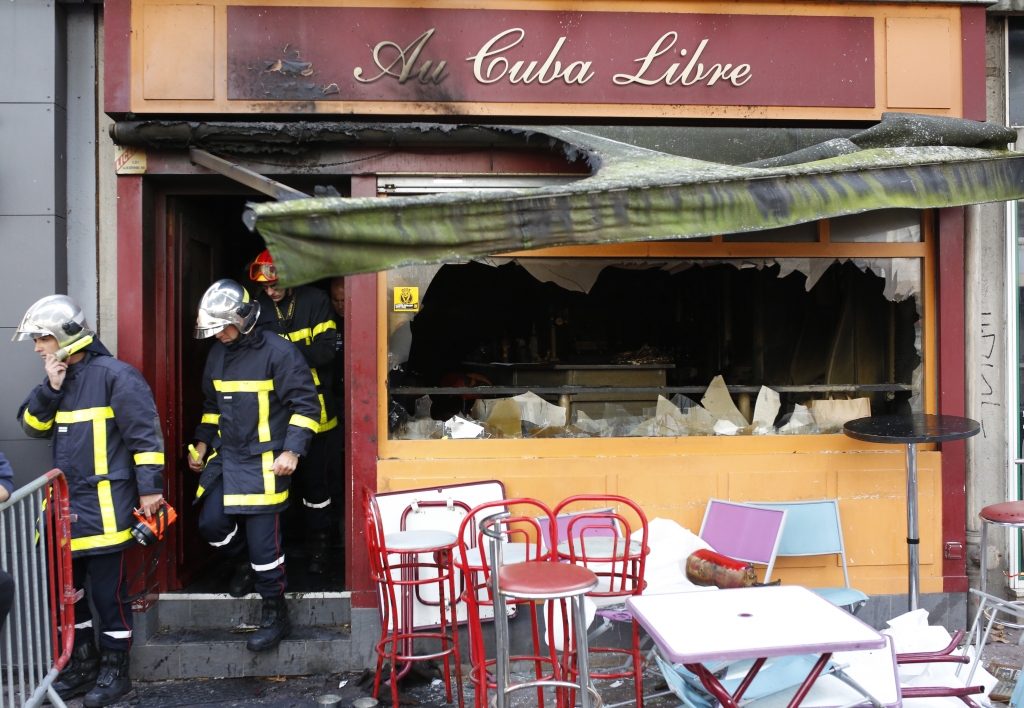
<box><xmin>499</xmin><ymin>561</ymin><xmax>598</xmax><ymax>597</ymax></box>
<box><xmin>980</xmin><ymin>501</ymin><xmax>1024</xmax><ymax>525</ymax></box>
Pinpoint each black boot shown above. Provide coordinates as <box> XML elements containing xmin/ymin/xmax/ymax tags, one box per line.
<box><xmin>82</xmin><ymin>649</ymin><xmax>132</xmax><ymax>708</ymax></box>
<box><xmin>246</xmin><ymin>595</ymin><xmax>291</xmax><ymax>652</ymax></box>
<box><xmin>228</xmin><ymin>557</ymin><xmax>256</xmax><ymax>598</ymax></box>
<box><xmin>308</xmin><ymin>530</ymin><xmax>330</xmax><ymax>574</ymax></box>
<box><xmin>52</xmin><ymin>642</ymin><xmax>100</xmax><ymax>698</ymax></box>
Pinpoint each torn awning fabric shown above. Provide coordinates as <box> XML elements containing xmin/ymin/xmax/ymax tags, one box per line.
<box><xmin>246</xmin><ymin>114</ymin><xmax>1024</xmax><ymax>286</ymax></box>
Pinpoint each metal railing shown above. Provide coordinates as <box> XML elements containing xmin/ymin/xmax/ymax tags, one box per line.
<box><xmin>0</xmin><ymin>470</ymin><xmax>76</xmax><ymax>708</ymax></box>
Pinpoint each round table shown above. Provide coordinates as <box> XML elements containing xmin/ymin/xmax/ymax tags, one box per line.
<box><xmin>844</xmin><ymin>414</ymin><xmax>980</xmax><ymax>612</ymax></box>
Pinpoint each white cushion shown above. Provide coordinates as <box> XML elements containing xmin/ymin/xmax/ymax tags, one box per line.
<box><xmin>557</xmin><ymin>537</ymin><xmax>642</xmax><ymax>559</ymax></box>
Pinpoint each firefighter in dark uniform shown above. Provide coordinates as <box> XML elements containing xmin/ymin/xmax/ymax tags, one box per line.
<box><xmin>328</xmin><ymin>277</ymin><xmax>345</xmax><ymax>538</ymax></box>
<box><xmin>187</xmin><ymin>279</ymin><xmax>321</xmax><ymax>651</ymax></box>
<box><xmin>250</xmin><ymin>250</ymin><xmax>341</xmax><ymax>574</ymax></box>
<box><xmin>14</xmin><ymin>295</ymin><xmax>165</xmax><ymax>707</ymax></box>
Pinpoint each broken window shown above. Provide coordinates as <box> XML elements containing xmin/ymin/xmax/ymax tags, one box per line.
<box><xmin>386</xmin><ymin>219</ymin><xmax>924</xmax><ymax>440</ymax></box>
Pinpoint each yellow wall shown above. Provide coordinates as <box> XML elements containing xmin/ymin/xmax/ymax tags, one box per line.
<box><xmin>378</xmin><ymin>445</ymin><xmax>943</xmax><ymax>596</ymax></box>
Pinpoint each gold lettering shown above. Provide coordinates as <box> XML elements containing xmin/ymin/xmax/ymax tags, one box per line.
<box><xmin>354</xmin><ymin>29</ymin><xmax>444</xmax><ymax>84</ymax></box>
<box><xmin>467</xmin><ymin>28</ymin><xmax>525</xmax><ymax>84</ymax></box>
<box><xmin>703</xmin><ymin>63</ymin><xmax>732</xmax><ymax>86</ymax></box>
<box><xmin>508</xmin><ymin>60</ymin><xmax>538</xmax><ymax>83</ymax></box>
<box><xmin>613</xmin><ymin>32</ymin><xmax>678</xmax><ymax>86</ymax></box>
<box><xmin>679</xmin><ymin>39</ymin><xmax>710</xmax><ymax>86</ymax></box>
<box><xmin>562</xmin><ymin>60</ymin><xmax>594</xmax><ymax>84</ymax></box>
<box><xmin>729</xmin><ymin>64</ymin><xmax>752</xmax><ymax>86</ymax></box>
<box><xmin>535</xmin><ymin>37</ymin><xmax>567</xmax><ymax>84</ymax></box>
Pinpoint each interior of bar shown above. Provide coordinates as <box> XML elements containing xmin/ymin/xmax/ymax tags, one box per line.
<box><xmin>386</xmin><ymin>209</ymin><xmax>925</xmax><ymax>441</ymax></box>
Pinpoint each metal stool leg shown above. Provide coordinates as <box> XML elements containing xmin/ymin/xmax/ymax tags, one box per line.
<box><xmin>573</xmin><ymin>594</ymin><xmax>593</xmax><ymax>708</ymax></box>
<box><xmin>980</xmin><ymin>522</ymin><xmax>988</xmax><ymax>596</ymax></box>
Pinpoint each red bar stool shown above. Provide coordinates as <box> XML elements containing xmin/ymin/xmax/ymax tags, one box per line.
<box><xmin>362</xmin><ymin>487</ymin><xmax>464</xmax><ymax>708</ymax></box>
<box><xmin>553</xmin><ymin>496</ymin><xmax>650</xmax><ymax>708</ymax></box>
<box><xmin>978</xmin><ymin>501</ymin><xmax>1024</xmax><ymax>595</ymax></box>
<box><xmin>481</xmin><ymin>510</ymin><xmax>602</xmax><ymax>708</ymax></box>
<box><xmin>454</xmin><ymin>499</ymin><xmax>559</xmax><ymax>708</ymax></box>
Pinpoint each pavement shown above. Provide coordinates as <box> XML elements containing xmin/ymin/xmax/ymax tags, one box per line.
<box><xmin>62</xmin><ymin>663</ymin><xmax>680</xmax><ymax>708</ymax></box>
<box><xmin>57</xmin><ymin>619</ymin><xmax>1024</xmax><ymax>708</ymax></box>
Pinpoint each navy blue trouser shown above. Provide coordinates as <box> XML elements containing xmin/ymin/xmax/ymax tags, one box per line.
<box><xmin>71</xmin><ymin>550</ymin><xmax>133</xmax><ymax>651</ymax></box>
<box><xmin>0</xmin><ymin>569</ymin><xmax>13</xmax><ymax>631</ymax></box>
<box><xmin>294</xmin><ymin>427</ymin><xmax>341</xmax><ymax>532</ymax></box>
<box><xmin>198</xmin><ymin>475</ymin><xmax>287</xmax><ymax>597</ymax></box>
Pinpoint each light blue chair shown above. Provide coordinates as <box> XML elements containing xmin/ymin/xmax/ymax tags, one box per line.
<box><xmin>748</xmin><ymin>500</ymin><xmax>869</xmax><ymax>613</ymax></box>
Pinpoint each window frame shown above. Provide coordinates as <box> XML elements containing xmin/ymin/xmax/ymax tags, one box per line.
<box><xmin>377</xmin><ymin>212</ymin><xmax>936</xmax><ymax>458</ymax></box>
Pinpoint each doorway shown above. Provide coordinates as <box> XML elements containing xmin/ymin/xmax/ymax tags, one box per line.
<box><xmin>163</xmin><ymin>193</ymin><xmax>346</xmax><ymax>592</ymax></box>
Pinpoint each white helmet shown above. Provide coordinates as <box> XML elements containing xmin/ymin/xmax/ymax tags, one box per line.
<box><xmin>13</xmin><ymin>295</ymin><xmax>96</xmax><ymax>359</ymax></box>
<box><xmin>195</xmin><ymin>279</ymin><xmax>260</xmax><ymax>339</ymax></box>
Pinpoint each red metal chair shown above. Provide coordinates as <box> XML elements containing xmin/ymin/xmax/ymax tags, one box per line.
<box><xmin>896</xmin><ymin>630</ymin><xmax>985</xmax><ymax>708</ymax></box>
<box><xmin>362</xmin><ymin>487</ymin><xmax>464</xmax><ymax>708</ymax></box>
<box><xmin>553</xmin><ymin>495</ymin><xmax>650</xmax><ymax>708</ymax></box>
<box><xmin>454</xmin><ymin>498</ymin><xmax>561</xmax><ymax>708</ymax></box>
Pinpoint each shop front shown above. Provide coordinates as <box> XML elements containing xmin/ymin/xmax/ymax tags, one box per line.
<box><xmin>106</xmin><ymin>0</ymin><xmax>1018</xmax><ymax>633</ymax></box>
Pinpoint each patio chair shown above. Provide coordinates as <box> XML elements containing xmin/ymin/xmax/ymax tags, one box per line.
<box><xmin>748</xmin><ymin>500</ymin><xmax>868</xmax><ymax>613</ymax></box>
<box><xmin>698</xmin><ymin>500</ymin><xmax>788</xmax><ymax>584</ymax></box>
<box><xmin>553</xmin><ymin>495</ymin><xmax>650</xmax><ymax>708</ymax></box>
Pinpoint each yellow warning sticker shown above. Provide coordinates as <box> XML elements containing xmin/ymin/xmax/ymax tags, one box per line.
<box><xmin>394</xmin><ymin>287</ymin><xmax>419</xmax><ymax>312</ymax></box>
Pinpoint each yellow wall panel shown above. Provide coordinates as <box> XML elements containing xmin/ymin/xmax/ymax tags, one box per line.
<box><xmin>142</xmin><ymin>5</ymin><xmax>216</xmax><ymax>100</ymax></box>
<box><xmin>378</xmin><ymin>449</ymin><xmax>944</xmax><ymax>593</ymax></box>
<box><xmin>886</xmin><ymin>17</ymin><xmax>952</xmax><ymax>108</ymax></box>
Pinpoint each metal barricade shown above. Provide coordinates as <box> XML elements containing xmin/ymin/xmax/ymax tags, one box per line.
<box><xmin>0</xmin><ymin>470</ymin><xmax>76</xmax><ymax>708</ymax></box>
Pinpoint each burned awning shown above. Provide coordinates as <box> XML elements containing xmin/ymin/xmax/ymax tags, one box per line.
<box><xmin>244</xmin><ymin>113</ymin><xmax>1024</xmax><ymax>286</ymax></box>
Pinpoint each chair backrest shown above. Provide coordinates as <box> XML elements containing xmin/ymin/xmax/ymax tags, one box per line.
<box><xmin>537</xmin><ymin>507</ymin><xmax>618</xmax><ymax>550</ymax></box>
<box><xmin>698</xmin><ymin>499</ymin><xmax>787</xmax><ymax>583</ymax></box>
<box><xmin>553</xmin><ymin>495</ymin><xmax>650</xmax><ymax>597</ymax></box>
<box><xmin>748</xmin><ymin>500</ymin><xmax>851</xmax><ymax>589</ymax></box>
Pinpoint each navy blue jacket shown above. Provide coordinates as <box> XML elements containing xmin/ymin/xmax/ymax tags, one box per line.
<box><xmin>0</xmin><ymin>453</ymin><xmax>13</xmax><ymax>497</ymax></box>
<box><xmin>256</xmin><ymin>286</ymin><xmax>338</xmax><ymax>434</ymax></box>
<box><xmin>17</xmin><ymin>339</ymin><xmax>164</xmax><ymax>556</ymax></box>
<box><xmin>194</xmin><ymin>327</ymin><xmax>321</xmax><ymax>515</ymax></box>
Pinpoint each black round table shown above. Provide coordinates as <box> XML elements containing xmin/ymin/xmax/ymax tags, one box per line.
<box><xmin>844</xmin><ymin>414</ymin><xmax>980</xmax><ymax>612</ymax></box>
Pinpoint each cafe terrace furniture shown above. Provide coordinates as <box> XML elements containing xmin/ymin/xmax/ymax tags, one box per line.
<box><xmin>362</xmin><ymin>487</ymin><xmax>464</xmax><ymax>708</ymax></box>
<box><xmin>699</xmin><ymin>500</ymin><xmax>788</xmax><ymax>583</ymax></box>
<box><xmin>627</xmin><ymin>586</ymin><xmax>892</xmax><ymax>708</ymax></box>
<box><xmin>454</xmin><ymin>498</ymin><xmax>557</xmax><ymax>708</ymax></box>
<box><xmin>553</xmin><ymin>495</ymin><xmax>650</xmax><ymax>708</ymax></box>
<box><xmin>480</xmin><ymin>509</ymin><xmax>602</xmax><ymax>708</ymax></box>
<box><xmin>843</xmin><ymin>414</ymin><xmax>980</xmax><ymax>611</ymax></box>
<box><xmin>749</xmin><ymin>500</ymin><xmax>868</xmax><ymax>613</ymax></box>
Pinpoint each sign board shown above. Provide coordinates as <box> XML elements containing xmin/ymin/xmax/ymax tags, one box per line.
<box><xmin>227</xmin><ymin>7</ymin><xmax>875</xmax><ymax>108</ymax></box>
<box><xmin>114</xmin><ymin>145</ymin><xmax>146</xmax><ymax>174</ymax></box>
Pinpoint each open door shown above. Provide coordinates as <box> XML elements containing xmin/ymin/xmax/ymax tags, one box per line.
<box><xmin>163</xmin><ymin>194</ymin><xmax>267</xmax><ymax>588</ymax></box>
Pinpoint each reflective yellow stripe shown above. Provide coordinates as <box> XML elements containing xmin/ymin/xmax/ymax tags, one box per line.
<box><xmin>310</xmin><ymin>368</ymin><xmax>321</xmax><ymax>387</ymax></box>
<box><xmin>55</xmin><ymin>407</ymin><xmax>114</xmax><ymax>423</ymax></box>
<box><xmin>223</xmin><ymin>450</ymin><xmax>288</xmax><ymax>506</ymax></box>
<box><xmin>23</xmin><ymin>409</ymin><xmax>54</xmax><ymax>431</ymax></box>
<box><xmin>258</xmin><ymin>391</ymin><xmax>271</xmax><ymax>442</ymax></box>
<box><xmin>134</xmin><ymin>452</ymin><xmax>164</xmax><ymax>466</ymax></box>
<box><xmin>195</xmin><ymin>485</ymin><xmax>205</xmax><ymax>499</ymax></box>
<box><xmin>290</xmin><ymin>414</ymin><xmax>319</xmax><ymax>432</ymax></box>
<box><xmin>201</xmin><ymin>413</ymin><xmax>220</xmax><ymax>425</ymax></box>
<box><xmin>312</xmin><ymin>320</ymin><xmax>336</xmax><ymax>337</ymax></box>
<box><xmin>56</xmin><ymin>407</ymin><xmax>117</xmax><ymax>534</ymax></box>
<box><xmin>318</xmin><ymin>393</ymin><xmax>327</xmax><ymax>424</ymax></box>
<box><xmin>70</xmin><ymin>529</ymin><xmax>133</xmax><ymax>552</ymax></box>
<box><xmin>213</xmin><ymin>380</ymin><xmax>274</xmax><ymax>393</ymax></box>
<box><xmin>287</xmin><ymin>328</ymin><xmax>313</xmax><ymax>345</ymax></box>
<box><xmin>319</xmin><ymin>417</ymin><xmax>339</xmax><ymax>433</ymax></box>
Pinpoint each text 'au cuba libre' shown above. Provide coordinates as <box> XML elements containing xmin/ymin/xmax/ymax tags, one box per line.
<box><xmin>353</xmin><ymin>28</ymin><xmax>753</xmax><ymax>88</ymax></box>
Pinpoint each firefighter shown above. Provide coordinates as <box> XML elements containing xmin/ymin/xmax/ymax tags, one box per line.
<box><xmin>187</xmin><ymin>279</ymin><xmax>321</xmax><ymax>651</ymax></box>
<box><xmin>250</xmin><ymin>250</ymin><xmax>341</xmax><ymax>575</ymax></box>
<box><xmin>14</xmin><ymin>295</ymin><xmax>165</xmax><ymax>707</ymax></box>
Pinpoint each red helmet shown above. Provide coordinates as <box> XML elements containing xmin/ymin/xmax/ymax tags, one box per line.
<box><xmin>250</xmin><ymin>249</ymin><xmax>278</xmax><ymax>283</ymax></box>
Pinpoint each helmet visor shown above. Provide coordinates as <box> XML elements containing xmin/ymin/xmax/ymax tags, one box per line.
<box><xmin>195</xmin><ymin>310</ymin><xmax>231</xmax><ymax>340</ymax></box>
<box><xmin>250</xmin><ymin>261</ymin><xmax>278</xmax><ymax>283</ymax></box>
